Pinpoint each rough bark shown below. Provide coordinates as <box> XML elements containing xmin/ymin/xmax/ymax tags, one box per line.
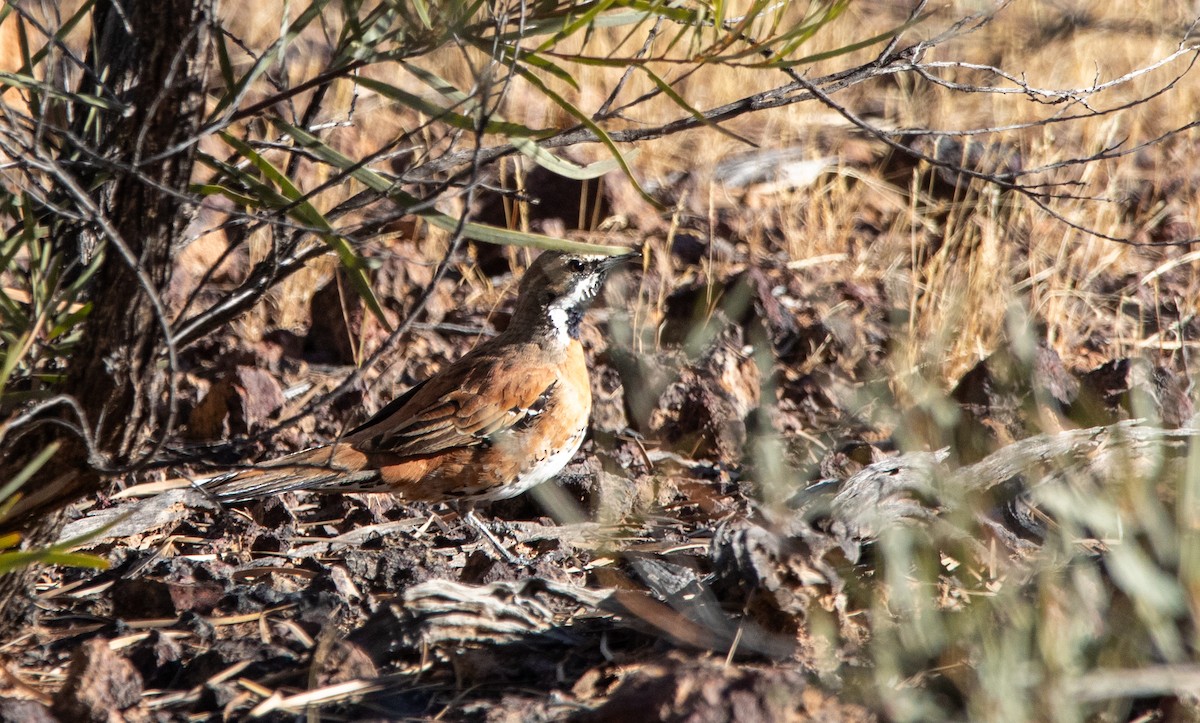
<box><xmin>0</xmin><ymin>0</ymin><xmax>212</xmax><ymax>636</ymax></box>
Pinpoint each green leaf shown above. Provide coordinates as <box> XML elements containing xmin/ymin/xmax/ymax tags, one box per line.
<box><xmin>0</xmin><ymin>549</ymin><xmax>109</xmax><ymax>575</ymax></box>
<box><xmin>197</xmin><ymin>152</ymin><xmax>289</xmax><ymax>206</ymax></box>
<box><xmin>215</xmin><ymin>28</ymin><xmax>237</xmax><ymax>91</ymax></box>
<box><xmin>397</xmin><ymin>63</ymin><xmax>621</xmax><ymax>180</ymax></box>
<box><xmin>61</xmin><ymin>248</ymin><xmax>104</xmax><ymax>298</ymax></box>
<box><xmin>502</xmin><ymin>48</ymin><xmax>582</xmax><ymax>91</ymax></box>
<box><xmin>272</xmin><ymin>119</ymin><xmax>631</xmax><ymax>255</ymax></box>
<box><xmin>0</xmin><ymin>72</ymin><xmax>126</xmax><ymax>111</ymax></box>
<box><xmin>0</xmin><ymin>505</ymin><xmax>137</xmax><ymax>574</ymax></box>
<box><xmin>539</xmin><ymin>0</ymin><xmax>623</xmax><ymax>54</ymax></box>
<box><xmin>0</xmin><ymin>532</ymin><xmax>19</xmax><ymax>551</ymax></box>
<box><xmin>777</xmin><ymin>12</ymin><xmax>931</xmax><ymax>68</ymax></box>
<box><xmin>48</xmin><ymin>301</ymin><xmax>93</xmax><ymax>341</ymax></box>
<box><xmin>639</xmin><ymin>66</ymin><xmax>752</xmax><ymax>145</ymax></box>
<box><xmin>616</xmin><ymin>1</ymin><xmax>706</xmax><ymax>29</ymax></box>
<box><xmin>23</xmin><ymin>0</ymin><xmax>95</xmax><ymax>69</ymax></box>
<box><xmin>487</xmin><ymin>0</ymin><xmax>652</xmax><ymax>47</ymax></box>
<box><xmin>508</xmin><ymin>64</ymin><xmax>661</xmax><ymax>208</ymax></box>
<box><xmin>0</xmin><ymin>328</ymin><xmax>32</xmax><ymax>394</ymax></box>
<box><xmin>191</xmin><ymin>182</ymin><xmax>260</xmax><ymax>207</ymax></box>
<box><xmin>210</xmin><ymin>0</ymin><xmax>332</xmax><ymax>118</ymax></box>
<box><xmin>512</xmin><ymin>140</ymin><xmax>626</xmax><ymax>180</ymax></box>
<box><xmin>215</xmin><ymin>133</ymin><xmax>392</xmax><ymax>331</ymax></box>
<box><xmin>737</xmin><ymin>0</ymin><xmax>848</xmax><ymax>63</ymax></box>
<box><xmin>0</xmin><ymin>441</ymin><xmax>59</xmax><ymax>508</ymax></box>
<box><xmin>352</xmin><ymin>75</ymin><xmax>544</xmax><ymax>137</ymax></box>
<box><xmin>410</xmin><ymin>0</ymin><xmax>433</xmax><ymax>30</ymax></box>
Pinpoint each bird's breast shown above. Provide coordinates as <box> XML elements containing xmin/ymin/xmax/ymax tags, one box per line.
<box><xmin>480</xmin><ymin>340</ymin><xmax>591</xmax><ymax>500</ymax></box>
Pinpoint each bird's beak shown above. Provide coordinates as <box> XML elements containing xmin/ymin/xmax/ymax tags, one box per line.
<box><xmin>600</xmin><ymin>247</ymin><xmax>642</xmax><ymax>270</ymax></box>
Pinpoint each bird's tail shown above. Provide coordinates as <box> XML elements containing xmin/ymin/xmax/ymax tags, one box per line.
<box><xmin>202</xmin><ymin>444</ymin><xmax>381</xmax><ymax>502</ymax></box>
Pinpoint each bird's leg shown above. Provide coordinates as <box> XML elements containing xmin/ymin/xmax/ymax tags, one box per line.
<box><xmin>462</xmin><ymin>508</ymin><xmax>530</xmax><ymax>566</ymax></box>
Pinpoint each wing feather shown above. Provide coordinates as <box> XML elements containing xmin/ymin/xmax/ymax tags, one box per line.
<box><xmin>347</xmin><ymin>349</ymin><xmax>558</xmax><ymax>458</ymax></box>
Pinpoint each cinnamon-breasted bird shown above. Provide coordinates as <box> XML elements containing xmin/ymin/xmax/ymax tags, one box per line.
<box><xmin>203</xmin><ymin>249</ymin><xmax>634</xmax><ymax>507</ymax></box>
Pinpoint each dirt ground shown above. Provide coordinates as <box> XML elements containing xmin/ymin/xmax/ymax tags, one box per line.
<box><xmin>5</xmin><ymin>165</ymin><xmax>1197</xmax><ymax>719</ymax></box>
<box><xmin>4</xmin><ymin>2</ymin><xmax>1200</xmax><ymax>721</ymax></box>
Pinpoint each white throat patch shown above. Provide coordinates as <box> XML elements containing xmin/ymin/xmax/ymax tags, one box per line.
<box><xmin>546</xmin><ymin>275</ymin><xmax>600</xmax><ymax>342</ymax></box>
<box><xmin>547</xmin><ymin>305</ymin><xmax>572</xmax><ymax>342</ymax></box>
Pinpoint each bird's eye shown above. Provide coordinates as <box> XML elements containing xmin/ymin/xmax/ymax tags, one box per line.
<box><xmin>567</xmin><ymin>258</ymin><xmax>585</xmax><ymax>272</ymax></box>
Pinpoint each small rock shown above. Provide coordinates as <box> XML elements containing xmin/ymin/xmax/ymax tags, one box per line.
<box><xmin>1071</xmin><ymin>358</ymin><xmax>1195</xmax><ymax>429</ymax></box>
<box><xmin>52</xmin><ymin>639</ymin><xmax>144</xmax><ymax>723</ymax></box>
<box><xmin>126</xmin><ymin>631</ymin><xmax>183</xmax><ymax>689</ymax></box>
<box><xmin>187</xmin><ymin>365</ymin><xmax>285</xmax><ymax>440</ymax></box>
<box><xmin>166</xmin><ymin>581</ymin><xmax>225</xmax><ymax>615</ymax></box>
<box><xmin>110</xmin><ymin>580</ymin><xmax>175</xmax><ymax>619</ymax></box>
<box><xmin>305</xmin><ymin>275</ymin><xmax>362</xmax><ymax>365</ymax></box>
<box><xmin>0</xmin><ymin>698</ymin><xmax>57</xmax><ymax>723</ymax></box>
<box><xmin>950</xmin><ymin>341</ymin><xmax>1078</xmax><ymax>464</ymax></box>
<box><xmin>316</xmin><ymin>640</ymin><xmax>379</xmax><ymax>686</ymax></box>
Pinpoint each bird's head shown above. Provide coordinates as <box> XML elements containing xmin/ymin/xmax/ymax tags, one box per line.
<box><xmin>509</xmin><ymin>249</ymin><xmax>638</xmax><ymax>343</ymax></box>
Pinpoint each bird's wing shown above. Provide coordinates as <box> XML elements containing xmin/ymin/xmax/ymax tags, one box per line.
<box><xmin>344</xmin><ymin>377</ymin><xmax>430</xmax><ymax>437</ymax></box>
<box><xmin>349</xmin><ymin>353</ymin><xmax>557</xmax><ymax>458</ymax></box>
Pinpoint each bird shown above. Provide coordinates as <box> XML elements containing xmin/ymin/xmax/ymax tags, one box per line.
<box><xmin>203</xmin><ymin>249</ymin><xmax>636</xmax><ymax>531</ymax></box>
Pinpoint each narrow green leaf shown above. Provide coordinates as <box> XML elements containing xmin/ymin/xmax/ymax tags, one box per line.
<box><xmin>33</xmin><ymin>551</ymin><xmax>111</xmax><ymax>569</ymax></box>
<box><xmin>509</xmin><ymin>65</ymin><xmax>660</xmax><ymax>208</ymax></box>
<box><xmin>778</xmin><ymin>12</ymin><xmax>931</xmax><ymax>67</ymax></box>
<box><xmin>397</xmin><ymin>63</ymin><xmax>619</xmax><ymax>179</ymax></box>
<box><xmin>197</xmin><ymin>153</ymin><xmax>287</xmax><ymax>206</ymax></box>
<box><xmin>216</xmin><ymin>134</ymin><xmax>392</xmax><ymax>330</ymax></box>
<box><xmin>13</xmin><ymin>10</ymin><xmax>40</xmax><ymax>121</ymax></box>
<box><xmin>210</xmin><ymin>0</ymin><xmax>332</xmax><ymax>118</ymax></box>
<box><xmin>48</xmin><ymin>301</ymin><xmax>92</xmax><ymax>341</ymax></box>
<box><xmin>512</xmin><ymin>140</ymin><xmax>627</xmax><ymax>180</ymax></box>
<box><xmin>448</xmin><ymin>219</ymin><xmax>627</xmax><ymax>254</ymax></box>
<box><xmin>0</xmin><ymin>328</ymin><xmax>31</xmax><ymax>394</ymax></box>
<box><xmin>352</xmin><ymin>75</ymin><xmax>543</xmax><ymax>137</ymax></box>
<box><xmin>215</xmin><ymin>28</ymin><xmax>236</xmax><ymax>91</ymax></box>
<box><xmin>0</xmin><ymin>441</ymin><xmax>60</xmax><ymax>509</ymax></box>
<box><xmin>488</xmin><ymin>40</ymin><xmax>581</xmax><ymax>91</ymax></box>
<box><xmin>0</xmin><ymin>72</ymin><xmax>126</xmax><ymax>111</ymax></box>
<box><xmin>0</xmin><ymin>550</ymin><xmax>109</xmax><ymax>574</ymax></box>
<box><xmin>639</xmin><ymin>66</ymin><xmax>752</xmax><ymax>145</ymax></box>
<box><xmin>0</xmin><ymin>290</ymin><xmax>22</xmax><ymax>327</ymax></box>
<box><xmin>25</xmin><ymin>0</ymin><xmax>95</xmax><ymax>69</ymax></box>
<box><xmin>53</xmin><ymin>511</ymin><xmax>133</xmax><ymax>552</ymax></box>
<box><xmin>613</xmin><ymin>1</ymin><xmax>704</xmax><ymax>28</ymax></box>
<box><xmin>272</xmin><ymin>118</ymin><xmax>631</xmax><ymax>255</ymax></box>
<box><xmin>220</xmin><ymin>133</ymin><xmax>304</xmax><ymax>199</ymax></box>
<box><xmin>191</xmin><ymin>182</ymin><xmax>260</xmax><ymax>208</ymax></box>
<box><xmin>0</xmin><ymin>505</ymin><xmax>139</xmax><ymax>574</ymax></box>
<box><xmin>493</xmin><ymin>4</ymin><xmax>659</xmax><ymax>41</ymax></box>
<box><xmin>61</xmin><ymin>249</ymin><xmax>104</xmax><ymax>298</ymax></box>
<box><xmin>410</xmin><ymin>0</ymin><xmax>433</xmax><ymax>29</ymax></box>
<box><xmin>754</xmin><ymin>0</ymin><xmax>850</xmax><ymax>62</ymax></box>
<box><xmin>533</xmin><ymin>0</ymin><xmax>616</xmax><ymax>53</ymax></box>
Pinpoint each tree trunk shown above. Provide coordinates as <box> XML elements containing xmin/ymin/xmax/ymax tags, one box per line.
<box><xmin>0</xmin><ymin>0</ymin><xmax>212</xmax><ymax>636</ymax></box>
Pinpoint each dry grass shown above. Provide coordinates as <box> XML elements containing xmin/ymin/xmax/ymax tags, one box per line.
<box><xmin>168</xmin><ymin>2</ymin><xmax>1198</xmax><ymax>399</ymax></box>
<box><xmin>4</xmin><ymin>2</ymin><xmax>1200</xmax><ymax>718</ymax></box>
<box><xmin>3</xmin><ymin>0</ymin><xmax>1193</xmax><ymax>472</ymax></box>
